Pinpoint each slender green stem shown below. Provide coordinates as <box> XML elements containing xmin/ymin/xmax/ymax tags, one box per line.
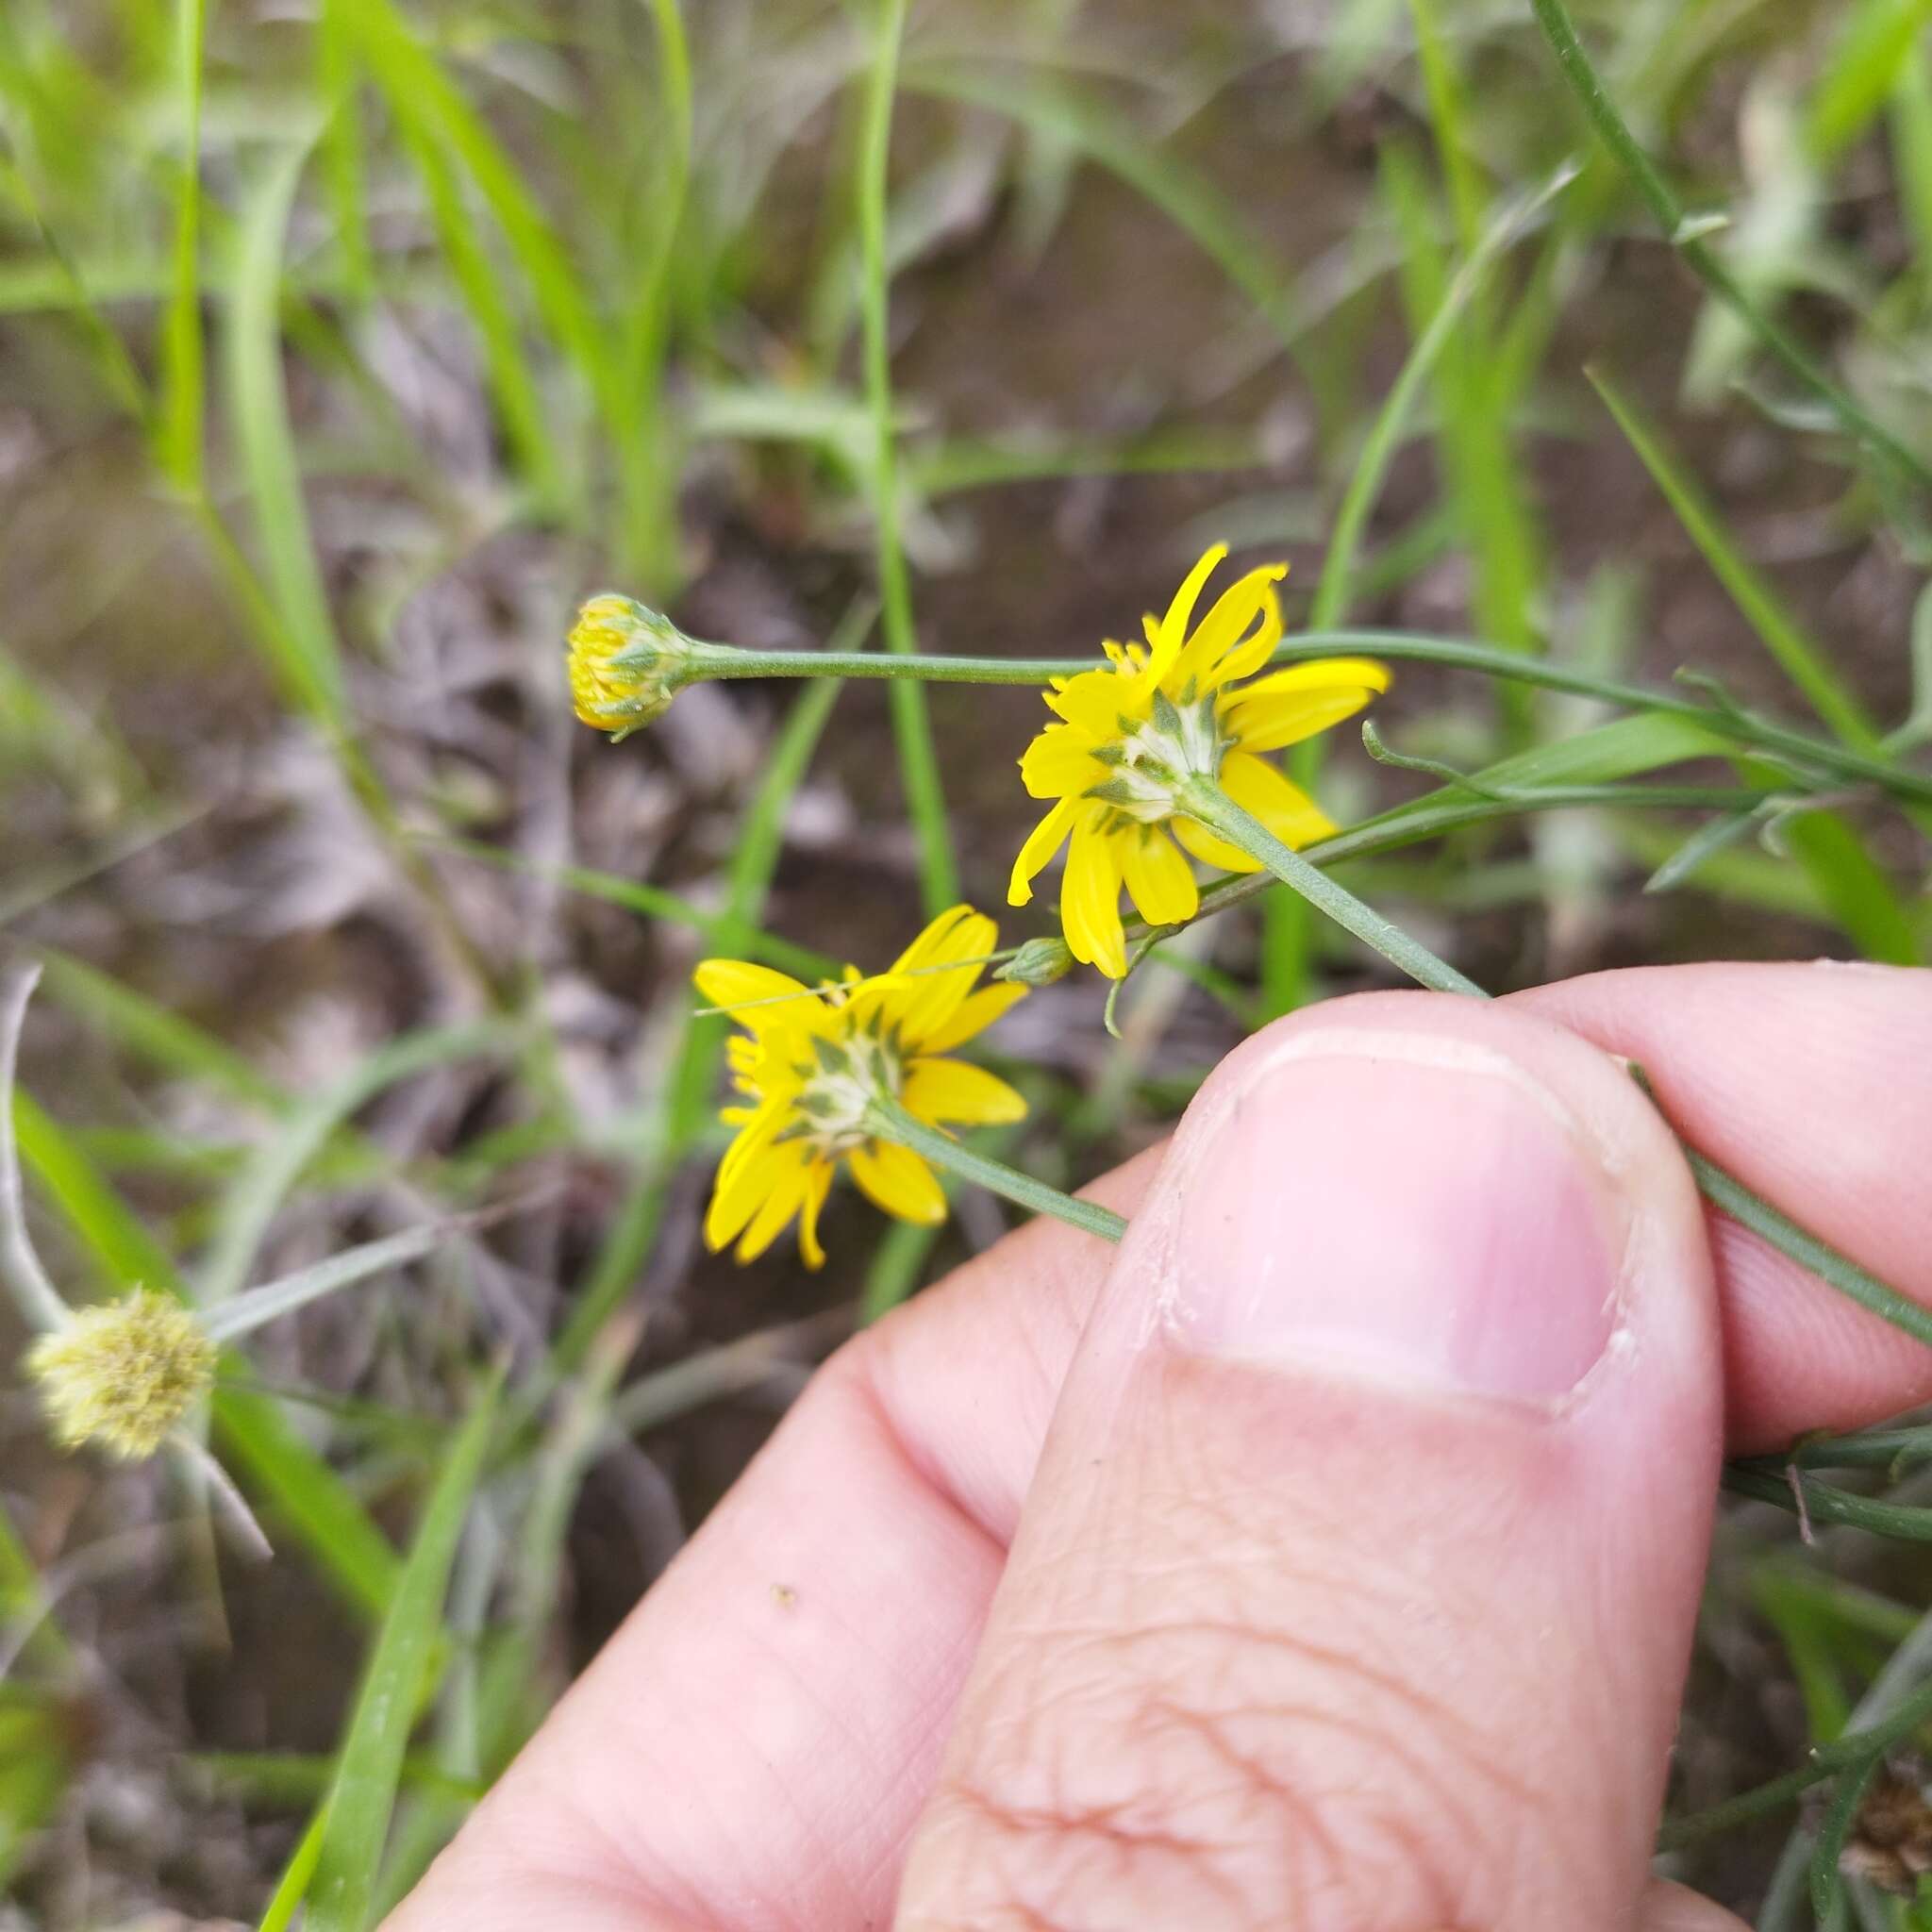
<box><xmin>1689</xmin><ymin>1150</ymin><xmax>1932</xmax><ymax>1353</ymax></box>
<box><xmin>858</xmin><ymin>0</ymin><xmax>958</xmax><ymax>913</ymax></box>
<box><xmin>1526</xmin><ymin>0</ymin><xmax>1932</xmax><ymax>491</ymax></box>
<box><xmin>1174</xmin><ymin>775</ymin><xmax>1487</xmax><ymax>996</ymax></box>
<box><xmin>1725</xmin><ymin>1462</ymin><xmax>1932</xmax><ymax>1542</ymax></box>
<box><xmin>863</xmin><ymin>1096</ymin><xmax>1125</xmax><ymax>1244</ymax></box>
<box><xmin>1659</xmin><ymin>1656</ymin><xmax>1932</xmax><ymax>1849</ymax></box>
<box><xmin>679</xmin><ymin>633</ymin><xmax>1932</xmax><ymax>808</ymax></box>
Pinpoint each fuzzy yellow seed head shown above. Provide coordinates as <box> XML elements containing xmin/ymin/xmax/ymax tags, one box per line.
<box><xmin>27</xmin><ymin>1290</ymin><xmax>217</xmax><ymax>1461</ymax></box>
<box><xmin>567</xmin><ymin>593</ymin><xmax>691</xmax><ymax>738</ymax></box>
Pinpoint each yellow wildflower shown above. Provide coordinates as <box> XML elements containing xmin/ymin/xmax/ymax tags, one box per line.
<box><xmin>28</xmin><ymin>1289</ymin><xmax>217</xmax><ymax>1461</ymax></box>
<box><xmin>695</xmin><ymin>906</ymin><xmax>1028</xmax><ymax>1268</ymax></box>
<box><xmin>568</xmin><ymin>593</ymin><xmax>693</xmax><ymax>737</ymax></box>
<box><xmin>1008</xmin><ymin>543</ymin><xmax>1390</xmax><ymax>977</ymax></box>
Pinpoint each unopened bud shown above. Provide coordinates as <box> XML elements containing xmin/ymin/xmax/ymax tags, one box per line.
<box><xmin>567</xmin><ymin>594</ymin><xmax>697</xmax><ymax>738</ymax></box>
<box><xmin>996</xmin><ymin>937</ymin><xmax>1074</xmax><ymax>987</ymax></box>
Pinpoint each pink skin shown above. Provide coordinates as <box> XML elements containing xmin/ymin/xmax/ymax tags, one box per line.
<box><xmin>385</xmin><ymin>962</ymin><xmax>1932</xmax><ymax>1932</ymax></box>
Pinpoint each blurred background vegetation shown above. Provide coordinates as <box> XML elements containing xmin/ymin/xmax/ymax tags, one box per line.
<box><xmin>3</xmin><ymin>0</ymin><xmax>1932</xmax><ymax>1924</ymax></box>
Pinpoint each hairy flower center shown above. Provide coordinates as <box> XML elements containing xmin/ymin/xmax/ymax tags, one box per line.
<box><xmin>1091</xmin><ymin>691</ymin><xmax>1226</xmax><ymax>824</ymax></box>
<box><xmin>791</xmin><ymin>1024</ymin><xmax>902</xmax><ymax>1157</ymax></box>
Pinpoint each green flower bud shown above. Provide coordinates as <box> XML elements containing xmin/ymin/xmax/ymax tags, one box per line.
<box><xmin>995</xmin><ymin>937</ymin><xmax>1074</xmax><ymax>987</ymax></box>
<box><xmin>567</xmin><ymin>594</ymin><xmax>696</xmax><ymax>738</ymax></box>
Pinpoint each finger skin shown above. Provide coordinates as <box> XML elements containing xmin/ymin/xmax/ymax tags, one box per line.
<box><xmin>895</xmin><ymin>994</ymin><xmax>1723</xmax><ymax>1929</ymax></box>
<box><xmin>1510</xmin><ymin>961</ymin><xmax>1932</xmax><ymax>1450</ymax></box>
<box><xmin>390</xmin><ymin>962</ymin><xmax>1926</xmax><ymax>1932</ymax></box>
<box><xmin>1641</xmin><ymin>1878</ymin><xmax>1750</xmax><ymax>1930</ymax></box>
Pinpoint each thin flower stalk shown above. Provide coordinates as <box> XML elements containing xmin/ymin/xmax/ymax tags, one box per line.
<box><xmin>564</xmin><ymin>601</ymin><xmax>1932</xmax><ymax>811</ymax></box>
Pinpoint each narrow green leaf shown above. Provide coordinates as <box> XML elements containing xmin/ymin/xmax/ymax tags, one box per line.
<box><xmin>228</xmin><ymin>141</ymin><xmax>349</xmax><ymax>728</ymax></box>
<box><xmin>1804</xmin><ymin>0</ymin><xmax>1932</xmax><ymax>165</ymax></box>
<box><xmin>258</xmin><ymin>1807</ymin><xmax>330</xmax><ymax>1932</ymax></box>
<box><xmin>205</xmin><ymin>1387</ymin><xmax>403</xmax><ymax>1618</ymax></box>
<box><xmin>306</xmin><ymin>1374</ymin><xmax>501</xmax><ymax>1932</ymax></box>
<box><xmin>860</xmin><ymin>0</ymin><xmax>956</xmax><ymax>914</ymax></box>
<box><xmin>198</xmin><ymin>1020</ymin><xmax>515</xmax><ymax>1307</ymax></box>
<box><xmin>1810</xmin><ymin>1753</ymin><xmax>1881</xmax><ymax>1922</ymax></box>
<box><xmin>157</xmin><ymin>0</ymin><xmax>208</xmax><ymax>490</ymax></box>
<box><xmin>36</xmin><ymin>949</ymin><xmax>287</xmax><ymax>1111</ymax></box>
<box><xmin>1774</xmin><ymin>806</ymin><xmax>1921</xmax><ymax>964</ymax></box>
<box><xmin>1590</xmin><ymin>369</ymin><xmax>1880</xmax><ymax>752</ymax></box>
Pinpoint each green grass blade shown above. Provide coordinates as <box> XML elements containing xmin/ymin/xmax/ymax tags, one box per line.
<box><xmin>1589</xmin><ymin>368</ymin><xmax>1880</xmax><ymax>751</ymax></box>
<box><xmin>611</xmin><ymin>0</ymin><xmax>691</xmax><ymax>584</ymax></box>
<box><xmin>860</xmin><ymin>0</ymin><xmax>957</xmax><ymax>915</ymax></box>
<box><xmin>198</xmin><ymin>1020</ymin><xmax>515</xmax><ymax>1307</ymax></box>
<box><xmin>34</xmin><ymin>949</ymin><xmax>287</xmax><ymax>1110</ymax></box>
<box><xmin>435</xmin><ymin>840</ymin><xmax>837</xmax><ymax>980</ymax></box>
<box><xmin>316</xmin><ymin>0</ymin><xmax>374</xmax><ymax>303</ymax></box>
<box><xmin>228</xmin><ymin>140</ymin><xmax>349</xmax><ymax>728</ymax></box>
<box><xmin>1890</xmin><ymin>42</ymin><xmax>1932</xmax><ymax>302</ymax></box>
<box><xmin>157</xmin><ymin>0</ymin><xmax>208</xmax><ymax>491</ymax></box>
<box><xmin>211</xmin><ymin>1385</ymin><xmax>403</xmax><ymax>1617</ymax></box>
<box><xmin>1527</xmin><ymin>0</ymin><xmax>1932</xmax><ymax>491</ymax></box>
<box><xmin>1310</xmin><ymin>165</ymin><xmax>1574</xmax><ymax>632</ymax></box>
<box><xmin>1804</xmin><ymin>0</ymin><xmax>1932</xmax><ymax>165</ymax></box>
<box><xmin>906</xmin><ymin>63</ymin><xmax>1308</xmax><ymax>363</ymax></box>
<box><xmin>257</xmin><ymin>1807</ymin><xmax>329</xmax><ymax>1932</ymax></box>
<box><xmin>305</xmin><ymin>1374</ymin><xmax>500</xmax><ymax>1932</ymax></box>
<box><xmin>366</xmin><ymin>58</ymin><xmax>560</xmax><ymax>502</ymax></box>
<box><xmin>1773</xmin><ymin>806</ymin><xmax>1921</xmax><ymax>964</ymax></box>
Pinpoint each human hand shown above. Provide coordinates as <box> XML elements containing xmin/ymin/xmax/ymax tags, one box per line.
<box><xmin>387</xmin><ymin>962</ymin><xmax>1932</xmax><ymax>1930</ymax></box>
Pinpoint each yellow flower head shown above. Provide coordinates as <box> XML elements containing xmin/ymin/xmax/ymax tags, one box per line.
<box><xmin>568</xmin><ymin>593</ymin><xmax>692</xmax><ymax>738</ymax></box>
<box><xmin>1008</xmin><ymin>543</ymin><xmax>1390</xmax><ymax>977</ymax></box>
<box><xmin>695</xmin><ymin>906</ymin><xmax>1029</xmax><ymax>1268</ymax></box>
<box><xmin>27</xmin><ymin>1289</ymin><xmax>217</xmax><ymax>1461</ymax></box>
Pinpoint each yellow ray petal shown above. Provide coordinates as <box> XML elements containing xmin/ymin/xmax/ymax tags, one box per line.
<box><xmin>1207</xmin><ymin>586</ymin><xmax>1285</xmax><ymax>689</ymax></box>
<box><xmin>917</xmin><ymin>980</ymin><xmax>1027</xmax><ymax>1055</ymax></box>
<box><xmin>1119</xmin><ymin>825</ymin><xmax>1200</xmax><ymax>926</ymax></box>
<box><xmin>706</xmin><ymin>1125</ymin><xmax>787</xmax><ymax>1250</ymax></box>
<box><xmin>1147</xmin><ymin>543</ymin><xmax>1228</xmax><ymax>683</ymax></box>
<box><xmin>888</xmin><ymin>904</ymin><xmax>974</xmax><ymax>975</ymax></box>
<box><xmin>692</xmin><ymin>959</ymin><xmax>818</xmax><ymax>1030</ymax></box>
<box><xmin>1020</xmin><ymin>725</ymin><xmax>1108</xmax><ymax>800</ymax></box>
<box><xmin>903</xmin><ymin>1056</ymin><xmax>1028</xmax><ymax>1125</ymax></box>
<box><xmin>889</xmin><ymin>909</ymin><xmax>998</xmax><ymax>1045</ymax></box>
<box><xmin>1044</xmin><ymin>666</ymin><xmax>1140</xmax><ymax>737</ymax></box>
<box><xmin>1165</xmin><ymin>565</ymin><xmax>1285</xmax><ymax>695</ymax></box>
<box><xmin>1008</xmin><ymin>796</ymin><xmax>1079</xmax><ymax>906</ymax></box>
<box><xmin>1061</xmin><ymin>813</ymin><xmax>1128</xmax><ymax>978</ymax></box>
<box><xmin>735</xmin><ymin>1142</ymin><xmax>812</xmax><ymax>1262</ymax></box>
<box><xmin>797</xmin><ymin>1158</ymin><xmax>834</xmax><ymax>1270</ymax></box>
<box><xmin>1173</xmin><ymin>811</ymin><xmax>1263</xmax><ymax>874</ymax></box>
<box><xmin>1219</xmin><ymin>658</ymin><xmax>1390</xmax><ymax>750</ymax></box>
<box><xmin>849</xmin><ymin>1139</ymin><xmax>947</xmax><ymax>1224</ymax></box>
<box><xmin>1218</xmin><ymin>749</ymin><xmax>1338</xmax><ymax>850</ymax></box>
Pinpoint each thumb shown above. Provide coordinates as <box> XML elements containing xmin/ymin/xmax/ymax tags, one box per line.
<box><xmin>896</xmin><ymin>992</ymin><xmax>1727</xmax><ymax>1932</ymax></box>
